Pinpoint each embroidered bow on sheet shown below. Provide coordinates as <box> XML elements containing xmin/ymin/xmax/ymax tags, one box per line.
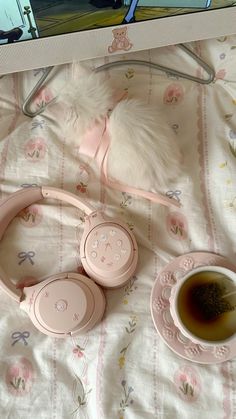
<box><xmin>17</xmin><ymin>251</ymin><xmax>35</xmax><ymax>265</ymax></box>
<box><xmin>11</xmin><ymin>331</ymin><xmax>30</xmax><ymax>346</ymax></box>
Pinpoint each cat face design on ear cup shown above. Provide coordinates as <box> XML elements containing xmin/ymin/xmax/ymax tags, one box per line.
<box><xmin>80</xmin><ymin>211</ymin><xmax>138</xmax><ymax>288</ymax></box>
<box><xmin>20</xmin><ymin>273</ymin><xmax>105</xmax><ymax>338</ymax></box>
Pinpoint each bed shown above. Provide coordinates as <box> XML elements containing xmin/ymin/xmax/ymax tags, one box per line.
<box><xmin>0</xmin><ymin>34</ymin><xmax>236</xmax><ymax>419</ymax></box>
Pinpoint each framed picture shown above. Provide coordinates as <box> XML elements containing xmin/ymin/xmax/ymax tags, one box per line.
<box><xmin>0</xmin><ymin>0</ymin><xmax>236</xmax><ymax>74</ymax></box>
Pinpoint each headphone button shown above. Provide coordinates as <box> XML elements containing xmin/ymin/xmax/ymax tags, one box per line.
<box><xmin>84</xmin><ymin>223</ymin><xmax>134</xmax><ymax>279</ymax></box>
<box><xmin>72</xmin><ymin>313</ymin><xmax>80</xmax><ymax>322</ymax></box>
<box><xmin>55</xmin><ymin>299</ymin><xmax>68</xmax><ymax>312</ymax></box>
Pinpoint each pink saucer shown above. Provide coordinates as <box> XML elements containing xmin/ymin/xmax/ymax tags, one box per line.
<box><xmin>150</xmin><ymin>252</ymin><xmax>236</xmax><ymax>364</ymax></box>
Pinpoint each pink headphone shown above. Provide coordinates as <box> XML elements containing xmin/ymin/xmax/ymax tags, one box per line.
<box><xmin>0</xmin><ymin>186</ymin><xmax>138</xmax><ymax>338</ymax></box>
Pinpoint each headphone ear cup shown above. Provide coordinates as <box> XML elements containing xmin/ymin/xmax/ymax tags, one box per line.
<box><xmin>67</xmin><ymin>273</ymin><xmax>106</xmax><ymax>335</ymax></box>
<box><xmin>21</xmin><ymin>273</ymin><xmax>106</xmax><ymax>337</ymax></box>
<box><xmin>80</xmin><ymin>217</ymin><xmax>138</xmax><ymax>288</ymax></box>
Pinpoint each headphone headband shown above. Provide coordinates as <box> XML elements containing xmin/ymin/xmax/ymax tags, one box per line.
<box><xmin>0</xmin><ymin>186</ymin><xmax>95</xmax><ymax>240</ymax></box>
<box><xmin>41</xmin><ymin>186</ymin><xmax>95</xmax><ymax>214</ymax></box>
<box><xmin>0</xmin><ymin>187</ymin><xmax>95</xmax><ymax>302</ymax></box>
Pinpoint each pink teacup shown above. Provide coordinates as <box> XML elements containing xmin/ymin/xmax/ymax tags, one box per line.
<box><xmin>169</xmin><ymin>266</ymin><xmax>236</xmax><ymax>346</ymax></box>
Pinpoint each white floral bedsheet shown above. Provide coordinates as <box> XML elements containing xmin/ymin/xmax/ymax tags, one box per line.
<box><xmin>0</xmin><ymin>34</ymin><xmax>236</xmax><ymax>419</ymax></box>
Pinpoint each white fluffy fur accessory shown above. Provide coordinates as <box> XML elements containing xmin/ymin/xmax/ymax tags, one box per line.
<box><xmin>62</xmin><ymin>64</ymin><xmax>182</xmax><ymax>205</ymax></box>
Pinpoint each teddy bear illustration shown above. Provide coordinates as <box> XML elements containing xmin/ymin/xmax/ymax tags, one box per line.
<box><xmin>108</xmin><ymin>27</ymin><xmax>133</xmax><ymax>53</ymax></box>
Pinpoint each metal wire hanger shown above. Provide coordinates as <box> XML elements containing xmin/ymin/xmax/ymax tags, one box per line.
<box><xmin>22</xmin><ymin>43</ymin><xmax>215</xmax><ymax>118</ymax></box>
